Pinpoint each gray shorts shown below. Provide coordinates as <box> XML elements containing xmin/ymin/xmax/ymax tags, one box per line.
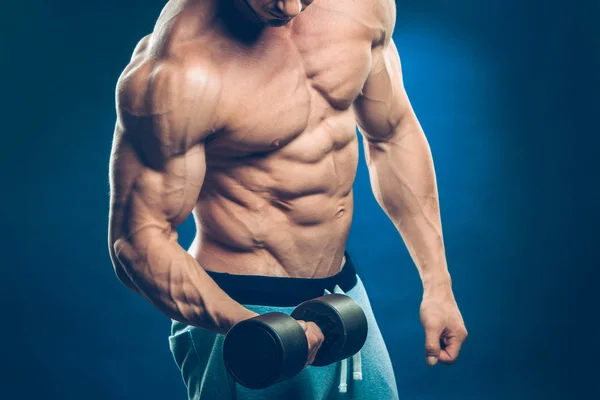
<box><xmin>168</xmin><ymin>255</ymin><xmax>398</xmax><ymax>400</ymax></box>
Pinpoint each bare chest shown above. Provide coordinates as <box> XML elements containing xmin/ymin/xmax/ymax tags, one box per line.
<box><xmin>207</xmin><ymin>5</ymin><xmax>381</xmax><ymax>157</ymax></box>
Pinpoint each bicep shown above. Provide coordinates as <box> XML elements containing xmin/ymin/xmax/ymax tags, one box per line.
<box><xmin>108</xmin><ymin>125</ymin><xmax>206</xmax><ymax>254</ymax></box>
<box><xmin>354</xmin><ymin>39</ymin><xmax>415</xmax><ymax>140</ymax></box>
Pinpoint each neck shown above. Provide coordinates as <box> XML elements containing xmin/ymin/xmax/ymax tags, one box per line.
<box><xmin>214</xmin><ymin>0</ymin><xmax>266</xmax><ymax>42</ymax></box>
<box><xmin>229</xmin><ymin>0</ymin><xmax>265</xmax><ymax>28</ymax></box>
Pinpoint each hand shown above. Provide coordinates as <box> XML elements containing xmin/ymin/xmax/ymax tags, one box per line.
<box><xmin>297</xmin><ymin>320</ymin><xmax>325</xmax><ymax>367</ymax></box>
<box><xmin>420</xmin><ymin>292</ymin><xmax>468</xmax><ymax>366</ymax></box>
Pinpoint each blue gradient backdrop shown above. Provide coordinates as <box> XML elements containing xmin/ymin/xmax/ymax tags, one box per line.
<box><xmin>1</xmin><ymin>1</ymin><xmax>598</xmax><ymax>399</ymax></box>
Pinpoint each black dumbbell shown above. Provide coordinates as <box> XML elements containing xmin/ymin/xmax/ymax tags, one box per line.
<box><xmin>222</xmin><ymin>294</ymin><xmax>368</xmax><ymax>389</ymax></box>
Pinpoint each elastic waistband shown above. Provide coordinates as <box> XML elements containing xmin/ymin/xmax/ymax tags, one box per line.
<box><xmin>205</xmin><ymin>252</ymin><xmax>358</xmax><ymax>307</ymax></box>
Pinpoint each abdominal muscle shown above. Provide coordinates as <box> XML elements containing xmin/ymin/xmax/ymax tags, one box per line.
<box><xmin>188</xmin><ymin>122</ymin><xmax>359</xmax><ymax>279</ymax></box>
<box><xmin>190</xmin><ymin>195</ymin><xmax>353</xmax><ymax>278</ymax></box>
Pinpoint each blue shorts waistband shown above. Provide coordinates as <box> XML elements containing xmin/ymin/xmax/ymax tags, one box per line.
<box><xmin>204</xmin><ymin>252</ymin><xmax>358</xmax><ymax>307</ymax></box>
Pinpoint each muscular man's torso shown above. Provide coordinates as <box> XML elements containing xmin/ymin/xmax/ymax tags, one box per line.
<box><xmin>124</xmin><ymin>0</ymin><xmax>390</xmax><ymax>278</ymax></box>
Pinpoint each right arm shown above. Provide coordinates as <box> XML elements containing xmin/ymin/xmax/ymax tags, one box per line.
<box><xmin>108</xmin><ymin>60</ymin><xmax>257</xmax><ymax>334</ymax></box>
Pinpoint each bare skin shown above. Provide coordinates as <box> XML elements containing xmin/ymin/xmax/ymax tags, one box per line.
<box><xmin>109</xmin><ymin>0</ymin><xmax>467</xmax><ymax>367</ymax></box>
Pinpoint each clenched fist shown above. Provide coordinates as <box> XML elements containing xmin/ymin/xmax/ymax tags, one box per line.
<box><xmin>420</xmin><ymin>292</ymin><xmax>468</xmax><ymax>366</ymax></box>
<box><xmin>297</xmin><ymin>320</ymin><xmax>325</xmax><ymax>367</ymax></box>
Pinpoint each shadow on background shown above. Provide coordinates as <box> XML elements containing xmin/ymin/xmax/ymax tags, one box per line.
<box><xmin>1</xmin><ymin>0</ymin><xmax>598</xmax><ymax>399</ymax></box>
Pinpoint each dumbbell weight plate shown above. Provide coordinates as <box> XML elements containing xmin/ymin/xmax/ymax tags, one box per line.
<box><xmin>290</xmin><ymin>294</ymin><xmax>368</xmax><ymax>367</ymax></box>
<box><xmin>223</xmin><ymin>312</ymin><xmax>308</xmax><ymax>389</ymax></box>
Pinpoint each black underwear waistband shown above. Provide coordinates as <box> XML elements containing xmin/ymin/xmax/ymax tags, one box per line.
<box><xmin>204</xmin><ymin>252</ymin><xmax>358</xmax><ymax>307</ymax></box>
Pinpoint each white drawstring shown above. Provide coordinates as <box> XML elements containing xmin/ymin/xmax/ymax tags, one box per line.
<box><xmin>352</xmin><ymin>351</ymin><xmax>362</xmax><ymax>380</ymax></box>
<box><xmin>338</xmin><ymin>358</ymin><xmax>348</xmax><ymax>393</ymax></box>
<box><xmin>330</xmin><ymin>284</ymin><xmax>363</xmax><ymax>393</ymax></box>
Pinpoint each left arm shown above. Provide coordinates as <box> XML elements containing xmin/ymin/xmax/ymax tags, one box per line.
<box><xmin>355</xmin><ymin>39</ymin><xmax>449</xmax><ymax>296</ymax></box>
<box><xmin>354</xmin><ymin>32</ymin><xmax>467</xmax><ymax>365</ymax></box>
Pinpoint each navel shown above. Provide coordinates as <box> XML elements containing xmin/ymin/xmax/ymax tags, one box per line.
<box><xmin>335</xmin><ymin>207</ymin><xmax>345</xmax><ymax>218</ymax></box>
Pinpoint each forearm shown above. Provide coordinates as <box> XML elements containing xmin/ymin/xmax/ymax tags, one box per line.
<box><xmin>112</xmin><ymin>230</ymin><xmax>257</xmax><ymax>334</ymax></box>
<box><xmin>363</xmin><ymin>123</ymin><xmax>451</xmax><ymax>294</ymax></box>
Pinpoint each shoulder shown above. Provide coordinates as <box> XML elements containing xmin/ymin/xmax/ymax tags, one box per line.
<box><xmin>371</xmin><ymin>0</ymin><xmax>396</xmax><ymax>46</ymax></box>
<box><xmin>117</xmin><ymin>56</ymin><xmax>219</xmax><ymax>113</ymax></box>
<box><xmin>350</xmin><ymin>0</ymin><xmax>395</xmax><ymax>48</ymax></box>
<box><xmin>115</xmin><ymin>42</ymin><xmax>225</xmax><ymax>143</ymax></box>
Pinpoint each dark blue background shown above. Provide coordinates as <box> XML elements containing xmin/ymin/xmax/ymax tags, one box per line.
<box><xmin>2</xmin><ymin>0</ymin><xmax>598</xmax><ymax>399</ymax></box>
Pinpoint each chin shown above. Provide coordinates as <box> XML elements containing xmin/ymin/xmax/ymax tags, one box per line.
<box><xmin>265</xmin><ymin>18</ymin><xmax>292</xmax><ymax>27</ymax></box>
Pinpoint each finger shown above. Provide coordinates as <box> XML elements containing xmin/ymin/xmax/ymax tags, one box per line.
<box><xmin>439</xmin><ymin>337</ymin><xmax>464</xmax><ymax>364</ymax></box>
<box><xmin>424</xmin><ymin>326</ymin><xmax>444</xmax><ymax>366</ymax></box>
<box><xmin>306</xmin><ymin>349</ymin><xmax>315</xmax><ymax>366</ymax></box>
<box><xmin>309</xmin><ymin>326</ymin><xmax>323</xmax><ymax>345</ymax></box>
<box><xmin>308</xmin><ymin>322</ymin><xmax>325</xmax><ymax>341</ymax></box>
<box><xmin>305</xmin><ymin>333</ymin><xmax>319</xmax><ymax>366</ymax></box>
<box><xmin>297</xmin><ymin>320</ymin><xmax>308</xmax><ymax>332</ymax></box>
<box><xmin>306</xmin><ymin>324</ymin><xmax>325</xmax><ymax>366</ymax></box>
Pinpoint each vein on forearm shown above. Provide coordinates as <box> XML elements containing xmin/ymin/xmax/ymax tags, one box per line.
<box><xmin>366</xmin><ymin>127</ymin><xmax>446</xmax><ymax>270</ymax></box>
<box><xmin>378</xmin><ymin>141</ymin><xmax>440</xmax><ymax>231</ymax></box>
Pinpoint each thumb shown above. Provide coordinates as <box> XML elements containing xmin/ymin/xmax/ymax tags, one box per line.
<box><xmin>424</xmin><ymin>325</ymin><xmax>443</xmax><ymax>366</ymax></box>
<box><xmin>297</xmin><ymin>320</ymin><xmax>308</xmax><ymax>332</ymax></box>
